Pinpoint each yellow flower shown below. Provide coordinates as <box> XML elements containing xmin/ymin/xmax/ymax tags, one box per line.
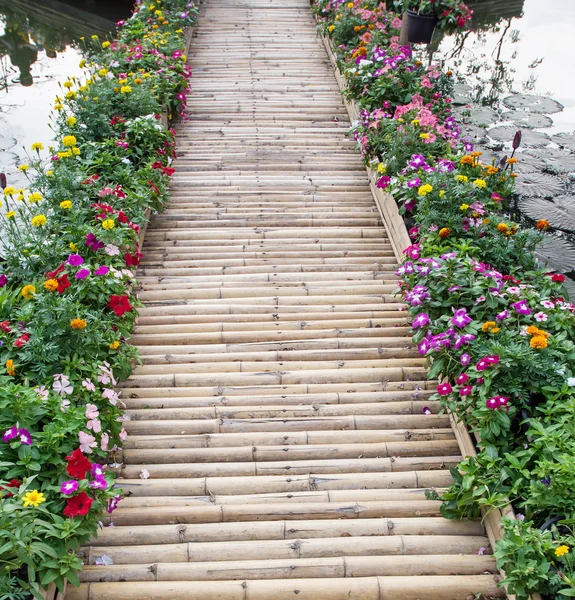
<box><xmin>70</xmin><ymin>318</ymin><xmax>87</xmax><ymax>330</ymax></box>
<box><xmin>18</xmin><ymin>164</ymin><xmax>29</xmax><ymax>172</ymax></box>
<box><xmin>23</xmin><ymin>490</ymin><xmax>46</xmax><ymax>508</ymax></box>
<box><xmin>439</xmin><ymin>227</ymin><xmax>450</xmax><ymax>239</ymax></box>
<box><xmin>5</xmin><ymin>359</ymin><xmax>15</xmax><ymax>376</ymax></box>
<box><xmin>328</xmin><ymin>24</ymin><xmax>335</xmax><ymax>32</ymax></box>
<box><xmin>460</xmin><ymin>203</ymin><xmax>469</xmax><ymax>211</ymax></box>
<box><xmin>347</xmin><ymin>1</ymin><xmax>354</xmax><ymax>7</ymax></box>
<box><xmin>482</xmin><ymin>321</ymin><xmax>498</xmax><ymax>333</ymax></box>
<box><xmin>60</xmin><ymin>200</ymin><xmax>73</xmax><ymax>209</ymax></box>
<box><xmin>3</xmin><ymin>186</ymin><xmax>16</xmax><ymax>196</ymax></box>
<box><xmin>31</xmin><ymin>142</ymin><xmax>44</xmax><ymax>151</ymax></box>
<box><xmin>507</xmin><ymin>157</ymin><xmax>518</xmax><ymax>164</ymax></box>
<box><xmin>46</xmin><ymin>170</ymin><xmax>54</xmax><ymax>176</ymax></box>
<box><xmin>419</xmin><ymin>133</ymin><xmax>430</xmax><ymax>140</ymax></box>
<box><xmin>66</xmin><ymin>116</ymin><xmax>77</xmax><ymax>127</ymax></box>
<box><xmin>54</xmin><ymin>103</ymin><xmax>64</xmax><ymax>111</ymax></box>
<box><xmin>31</xmin><ymin>215</ymin><xmax>46</xmax><ymax>227</ymax></box>
<box><xmin>58</xmin><ymin>151</ymin><xmax>72</xmax><ymax>159</ymax></box>
<box><xmin>473</xmin><ymin>179</ymin><xmax>487</xmax><ymax>189</ymax></box>
<box><xmin>5</xmin><ymin>211</ymin><xmax>16</xmax><ymax>219</ymax></box>
<box><xmin>460</xmin><ymin>155</ymin><xmax>474</xmax><ymax>166</ymax></box>
<box><xmin>79</xmin><ymin>59</ymin><xmax>86</xmax><ymax>68</ymax></box>
<box><xmin>120</xmin><ymin>85</ymin><xmax>132</xmax><ymax>94</ymax></box>
<box><xmin>530</xmin><ymin>336</ymin><xmax>548</xmax><ymax>349</ymax></box>
<box><xmin>72</xmin><ymin>147</ymin><xmax>81</xmax><ymax>156</ymax></box>
<box><xmin>417</xmin><ymin>184</ymin><xmax>433</xmax><ymax>196</ymax></box>
<box><xmin>455</xmin><ymin>175</ymin><xmax>468</xmax><ymax>183</ymax></box>
<box><xmin>21</xmin><ymin>284</ymin><xmax>36</xmax><ymax>299</ymax></box>
<box><xmin>62</xmin><ymin>135</ymin><xmax>77</xmax><ymax>147</ymax></box>
<box><xmin>439</xmin><ymin>190</ymin><xmax>445</xmax><ymax>198</ymax></box>
<box><xmin>102</xmin><ymin>219</ymin><xmax>115</xmax><ymax>230</ymax></box>
<box><xmin>44</xmin><ymin>279</ymin><xmax>59</xmax><ymax>291</ymax></box>
<box><xmin>28</xmin><ymin>192</ymin><xmax>42</xmax><ymax>203</ymax></box>
<box><xmin>109</xmin><ymin>340</ymin><xmax>121</xmax><ymax>349</ymax></box>
<box><xmin>411</xmin><ymin>119</ymin><xmax>420</xmax><ymax>126</ymax></box>
<box><xmin>102</xmin><ymin>41</ymin><xmax>111</xmax><ymax>48</ymax></box>
<box><xmin>118</xmin><ymin>78</ymin><xmax>128</xmax><ymax>85</ymax></box>
<box><xmin>377</xmin><ymin>163</ymin><xmax>386</xmax><ymax>173</ymax></box>
<box><xmin>63</xmin><ymin>80</ymin><xmax>73</xmax><ymax>89</ymax></box>
<box><xmin>91</xmin><ymin>34</ymin><xmax>99</xmax><ymax>39</ymax></box>
<box><xmin>555</xmin><ymin>545</ymin><xmax>570</xmax><ymax>557</ymax></box>
<box><xmin>98</xmin><ymin>68</ymin><xmax>108</xmax><ymax>77</ymax></box>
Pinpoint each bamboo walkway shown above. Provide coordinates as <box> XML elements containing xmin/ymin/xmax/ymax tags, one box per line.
<box><xmin>68</xmin><ymin>1</ymin><xmax>503</xmax><ymax>598</ymax></box>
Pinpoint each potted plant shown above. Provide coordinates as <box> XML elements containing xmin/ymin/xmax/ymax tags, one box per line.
<box><xmin>392</xmin><ymin>0</ymin><xmax>473</xmax><ymax>44</ymax></box>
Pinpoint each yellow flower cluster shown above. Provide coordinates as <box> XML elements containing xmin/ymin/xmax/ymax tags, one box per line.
<box><xmin>21</xmin><ymin>285</ymin><xmax>36</xmax><ymax>299</ymax></box>
<box><xmin>31</xmin><ymin>215</ymin><xmax>47</xmax><ymax>227</ymax></box>
<box><xmin>71</xmin><ymin>318</ymin><xmax>87</xmax><ymax>330</ymax></box>
<box><xmin>417</xmin><ymin>184</ymin><xmax>433</xmax><ymax>196</ymax></box>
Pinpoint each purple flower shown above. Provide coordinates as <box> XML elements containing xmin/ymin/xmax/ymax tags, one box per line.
<box><xmin>436</xmin><ymin>383</ymin><xmax>452</xmax><ymax>396</ymax></box>
<box><xmin>417</xmin><ymin>338</ymin><xmax>431</xmax><ymax>355</ymax></box>
<box><xmin>376</xmin><ymin>175</ymin><xmax>391</xmax><ymax>189</ymax></box>
<box><xmin>17</xmin><ymin>428</ymin><xmax>32</xmax><ymax>445</ymax></box>
<box><xmin>91</xmin><ymin>464</ymin><xmax>105</xmax><ymax>478</ymax></box>
<box><xmin>412</xmin><ymin>313</ymin><xmax>430</xmax><ymax>329</ymax></box>
<box><xmin>460</xmin><ymin>353</ymin><xmax>471</xmax><ymax>366</ymax></box>
<box><xmin>460</xmin><ymin>386</ymin><xmax>473</xmax><ymax>396</ymax></box>
<box><xmin>512</xmin><ymin>300</ymin><xmax>531</xmax><ymax>315</ymax></box>
<box><xmin>0</xmin><ymin>274</ymin><xmax>7</xmax><ymax>287</ymax></box>
<box><xmin>94</xmin><ymin>266</ymin><xmax>109</xmax><ymax>276</ymax></box>
<box><xmin>409</xmin><ymin>154</ymin><xmax>427</xmax><ymax>168</ymax></box>
<box><xmin>422</xmin><ymin>406</ymin><xmax>432</xmax><ymax>415</ymax></box>
<box><xmin>75</xmin><ymin>269</ymin><xmax>91</xmax><ymax>280</ymax></box>
<box><xmin>67</xmin><ymin>254</ymin><xmax>84</xmax><ymax>266</ymax></box>
<box><xmin>90</xmin><ymin>476</ymin><xmax>108</xmax><ymax>490</ymax></box>
<box><xmin>107</xmin><ymin>494</ymin><xmax>122</xmax><ymax>513</ymax></box>
<box><xmin>451</xmin><ymin>308</ymin><xmax>472</xmax><ymax>328</ymax></box>
<box><xmin>437</xmin><ymin>159</ymin><xmax>455</xmax><ymax>173</ymax></box>
<box><xmin>441</xmin><ymin>252</ymin><xmax>457</xmax><ymax>260</ymax></box>
<box><xmin>541</xmin><ymin>476</ymin><xmax>551</xmax><ymax>487</ymax></box>
<box><xmin>86</xmin><ymin>233</ymin><xmax>105</xmax><ymax>251</ymax></box>
<box><xmin>2</xmin><ymin>426</ymin><xmax>19</xmax><ymax>442</ymax></box>
<box><xmin>60</xmin><ymin>480</ymin><xmax>79</xmax><ymax>495</ymax></box>
<box><xmin>496</xmin><ymin>310</ymin><xmax>509</xmax><ymax>321</ymax></box>
<box><xmin>456</xmin><ymin>373</ymin><xmax>469</xmax><ymax>385</ymax></box>
<box><xmin>406</xmin><ymin>177</ymin><xmax>421</xmax><ymax>188</ymax></box>
<box><xmin>448</xmin><ymin>285</ymin><xmax>461</xmax><ymax>293</ymax></box>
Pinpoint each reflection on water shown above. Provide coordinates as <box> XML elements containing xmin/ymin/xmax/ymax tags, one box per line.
<box><xmin>418</xmin><ymin>0</ymin><xmax>575</xmax><ymax>291</ymax></box>
<box><xmin>0</xmin><ymin>0</ymin><xmax>132</xmax><ymax>190</ymax></box>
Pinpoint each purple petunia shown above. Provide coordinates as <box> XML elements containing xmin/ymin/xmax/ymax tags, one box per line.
<box><xmin>460</xmin><ymin>353</ymin><xmax>471</xmax><ymax>366</ymax></box>
<box><xmin>107</xmin><ymin>494</ymin><xmax>122</xmax><ymax>513</ymax></box>
<box><xmin>0</xmin><ymin>274</ymin><xmax>7</xmax><ymax>287</ymax></box>
<box><xmin>3</xmin><ymin>427</ymin><xmax>32</xmax><ymax>445</ymax></box>
<box><xmin>90</xmin><ymin>476</ymin><xmax>108</xmax><ymax>490</ymax></box>
<box><xmin>85</xmin><ymin>233</ymin><xmax>105</xmax><ymax>251</ymax></box>
<box><xmin>94</xmin><ymin>265</ymin><xmax>109</xmax><ymax>276</ymax></box>
<box><xmin>409</xmin><ymin>154</ymin><xmax>427</xmax><ymax>169</ymax></box>
<box><xmin>496</xmin><ymin>310</ymin><xmax>509</xmax><ymax>321</ymax></box>
<box><xmin>67</xmin><ymin>254</ymin><xmax>84</xmax><ymax>267</ymax></box>
<box><xmin>512</xmin><ymin>300</ymin><xmax>531</xmax><ymax>315</ymax></box>
<box><xmin>406</xmin><ymin>177</ymin><xmax>421</xmax><ymax>188</ymax></box>
<box><xmin>75</xmin><ymin>269</ymin><xmax>91</xmax><ymax>280</ymax></box>
<box><xmin>412</xmin><ymin>313</ymin><xmax>430</xmax><ymax>329</ymax></box>
<box><xmin>451</xmin><ymin>308</ymin><xmax>472</xmax><ymax>328</ymax></box>
<box><xmin>436</xmin><ymin>383</ymin><xmax>452</xmax><ymax>396</ymax></box>
<box><xmin>60</xmin><ymin>480</ymin><xmax>79</xmax><ymax>495</ymax></box>
<box><xmin>376</xmin><ymin>175</ymin><xmax>391</xmax><ymax>189</ymax></box>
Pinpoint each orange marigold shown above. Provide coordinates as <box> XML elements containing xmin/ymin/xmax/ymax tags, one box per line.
<box><xmin>460</xmin><ymin>155</ymin><xmax>474</xmax><ymax>166</ymax></box>
<box><xmin>44</xmin><ymin>279</ymin><xmax>59</xmax><ymax>292</ymax></box>
<box><xmin>496</xmin><ymin>223</ymin><xmax>509</xmax><ymax>234</ymax></box>
<box><xmin>439</xmin><ymin>227</ymin><xmax>450</xmax><ymax>239</ymax></box>
<box><xmin>530</xmin><ymin>336</ymin><xmax>548</xmax><ymax>349</ymax></box>
<box><xmin>70</xmin><ymin>318</ymin><xmax>87</xmax><ymax>330</ymax></box>
<box><xmin>482</xmin><ymin>321</ymin><xmax>498</xmax><ymax>333</ymax></box>
<box><xmin>537</xmin><ymin>219</ymin><xmax>550</xmax><ymax>231</ymax></box>
<box><xmin>5</xmin><ymin>359</ymin><xmax>15</xmax><ymax>376</ymax></box>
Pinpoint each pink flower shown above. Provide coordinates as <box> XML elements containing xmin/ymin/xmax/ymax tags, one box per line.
<box><xmin>436</xmin><ymin>383</ymin><xmax>452</xmax><ymax>396</ymax></box>
<box><xmin>82</xmin><ymin>379</ymin><xmax>96</xmax><ymax>392</ymax></box>
<box><xmin>102</xmin><ymin>388</ymin><xmax>119</xmax><ymax>405</ymax></box>
<box><xmin>459</xmin><ymin>386</ymin><xmax>473</xmax><ymax>396</ymax></box>
<box><xmin>486</xmin><ymin>396</ymin><xmax>509</xmax><ymax>410</ymax></box>
<box><xmin>534</xmin><ymin>312</ymin><xmax>548</xmax><ymax>322</ymax></box>
<box><xmin>119</xmin><ymin>427</ymin><xmax>127</xmax><ymax>441</ymax></box>
<box><xmin>451</xmin><ymin>308</ymin><xmax>472</xmax><ymax>328</ymax></box>
<box><xmin>53</xmin><ymin>375</ymin><xmax>73</xmax><ymax>396</ymax></box>
<box><xmin>94</xmin><ymin>266</ymin><xmax>109</xmax><ymax>276</ymax></box>
<box><xmin>541</xmin><ymin>300</ymin><xmax>554</xmax><ymax>309</ymax></box>
<box><xmin>108</xmin><ymin>494</ymin><xmax>121</xmax><ymax>513</ymax></box>
<box><xmin>422</xmin><ymin>406</ymin><xmax>432</xmax><ymax>415</ymax></box>
<box><xmin>90</xmin><ymin>476</ymin><xmax>108</xmax><ymax>490</ymax></box>
<box><xmin>67</xmin><ymin>254</ymin><xmax>84</xmax><ymax>266</ymax></box>
<box><xmin>105</xmin><ymin>244</ymin><xmax>120</xmax><ymax>256</ymax></box>
<box><xmin>391</xmin><ymin>16</ymin><xmax>403</xmax><ymax>28</ymax></box>
<box><xmin>460</xmin><ymin>353</ymin><xmax>471</xmax><ymax>366</ymax></box>
<box><xmin>100</xmin><ymin>432</ymin><xmax>109</xmax><ymax>451</ymax></box>
<box><xmin>456</xmin><ymin>373</ymin><xmax>469</xmax><ymax>385</ymax></box>
<box><xmin>75</xmin><ymin>268</ymin><xmax>91</xmax><ymax>279</ymax></box>
<box><xmin>85</xmin><ymin>404</ymin><xmax>99</xmax><ymax>419</ymax></box>
<box><xmin>78</xmin><ymin>431</ymin><xmax>97</xmax><ymax>454</ymax></box>
<box><xmin>60</xmin><ymin>480</ymin><xmax>79</xmax><ymax>495</ymax></box>
<box><xmin>412</xmin><ymin>313</ymin><xmax>430</xmax><ymax>329</ymax></box>
<box><xmin>139</xmin><ymin>468</ymin><xmax>150</xmax><ymax>479</ymax></box>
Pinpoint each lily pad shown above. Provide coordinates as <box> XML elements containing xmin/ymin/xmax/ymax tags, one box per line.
<box><xmin>500</xmin><ymin>110</ymin><xmax>553</xmax><ymax>129</ymax></box>
<box><xmin>552</xmin><ymin>132</ymin><xmax>575</xmax><ymax>152</ymax></box>
<box><xmin>536</xmin><ymin>233</ymin><xmax>575</xmax><ymax>276</ymax></box>
<box><xmin>518</xmin><ymin>196</ymin><xmax>575</xmax><ymax>231</ymax></box>
<box><xmin>525</xmin><ymin>149</ymin><xmax>575</xmax><ymax>175</ymax></box>
<box><xmin>452</xmin><ymin>83</ymin><xmax>472</xmax><ymax>105</ymax></box>
<box><xmin>460</xmin><ymin>124</ymin><xmax>489</xmax><ymax>144</ymax></box>
<box><xmin>515</xmin><ymin>173</ymin><xmax>564</xmax><ymax>198</ymax></box>
<box><xmin>453</xmin><ymin>105</ymin><xmax>499</xmax><ymax>127</ymax></box>
<box><xmin>502</xmin><ymin>94</ymin><xmax>564</xmax><ymax>114</ymax></box>
<box><xmin>488</xmin><ymin>126</ymin><xmax>550</xmax><ymax>149</ymax></box>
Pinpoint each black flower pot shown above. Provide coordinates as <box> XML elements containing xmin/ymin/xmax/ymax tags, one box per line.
<box><xmin>407</xmin><ymin>9</ymin><xmax>438</xmax><ymax>44</ymax></box>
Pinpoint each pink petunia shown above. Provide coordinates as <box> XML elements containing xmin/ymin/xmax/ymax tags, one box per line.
<box><xmin>436</xmin><ymin>383</ymin><xmax>452</xmax><ymax>396</ymax></box>
<box><xmin>79</xmin><ymin>431</ymin><xmax>97</xmax><ymax>454</ymax></box>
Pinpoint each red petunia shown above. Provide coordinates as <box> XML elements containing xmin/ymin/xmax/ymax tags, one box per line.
<box><xmin>65</xmin><ymin>448</ymin><xmax>92</xmax><ymax>479</ymax></box>
<box><xmin>550</xmin><ymin>273</ymin><xmax>566</xmax><ymax>283</ymax></box>
<box><xmin>108</xmin><ymin>294</ymin><xmax>132</xmax><ymax>317</ymax></box>
<box><xmin>148</xmin><ymin>180</ymin><xmax>160</xmax><ymax>195</ymax></box>
<box><xmin>56</xmin><ymin>274</ymin><xmax>71</xmax><ymax>294</ymax></box>
<box><xmin>14</xmin><ymin>333</ymin><xmax>30</xmax><ymax>348</ymax></box>
<box><xmin>151</xmin><ymin>161</ymin><xmax>163</xmax><ymax>170</ymax></box>
<box><xmin>0</xmin><ymin>320</ymin><xmax>10</xmax><ymax>333</ymax></box>
<box><xmin>1</xmin><ymin>479</ymin><xmax>22</xmax><ymax>498</ymax></box>
<box><xmin>63</xmin><ymin>491</ymin><xmax>93</xmax><ymax>518</ymax></box>
<box><xmin>117</xmin><ymin>211</ymin><xmax>129</xmax><ymax>224</ymax></box>
<box><xmin>46</xmin><ymin>262</ymin><xmax>66</xmax><ymax>280</ymax></box>
<box><xmin>162</xmin><ymin>167</ymin><xmax>175</xmax><ymax>176</ymax></box>
<box><xmin>124</xmin><ymin>251</ymin><xmax>143</xmax><ymax>267</ymax></box>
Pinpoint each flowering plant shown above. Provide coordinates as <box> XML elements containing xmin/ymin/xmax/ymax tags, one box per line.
<box><xmin>392</xmin><ymin>0</ymin><xmax>474</xmax><ymax>32</ymax></box>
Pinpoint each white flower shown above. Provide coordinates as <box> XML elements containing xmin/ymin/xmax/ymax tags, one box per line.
<box><xmin>567</xmin><ymin>378</ymin><xmax>575</xmax><ymax>387</ymax></box>
<box><xmin>534</xmin><ymin>312</ymin><xmax>548</xmax><ymax>322</ymax></box>
<box><xmin>139</xmin><ymin>468</ymin><xmax>150</xmax><ymax>479</ymax></box>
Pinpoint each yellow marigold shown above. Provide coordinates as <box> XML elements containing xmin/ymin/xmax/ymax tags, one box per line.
<box><xmin>530</xmin><ymin>335</ymin><xmax>548</xmax><ymax>349</ymax></box>
<box><xmin>109</xmin><ymin>340</ymin><xmax>121</xmax><ymax>350</ymax></box>
<box><xmin>496</xmin><ymin>223</ymin><xmax>509</xmax><ymax>234</ymax></box>
<box><xmin>18</xmin><ymin>164</ymin><xmax>29</xmax><ymax>172</ymax></box>
<box><xmin>460</xmin><ymin>203</ymin><xmax>469</xmax><ymax>211</ymax></box>
<box><xmin>3</xmin><ymin>186</ymin><xmax>16</xmax><ymax>195</ymax></box>
<box><xmin>63</xmin><ymin>80</ymin><xmax>73</xmax><ymax>89</ymax></box>
<box><xmin>377</xmin><ymin>163</ymin><xmax>386</xmax><ymax>173</ymax></box>
<box><xmin>419</xmin><ymin>133</ymin><xmax>430</xmax><ymax>140</ymax></box>
<box><xmin>66</xmin><ymin>116</ymin><xmax>77</xmax><ymax>127</ymax></box>
<box><xmin>60</xmin><ymin>200</ymin><xmax>73</xmax><ymax>209</ymax></box>
<box><xmin>473</xmin><ymin>179</ymin><xmax>487</xmax><ymax>189</ymax></box>
<box><xmin>328</xmin><ymin>24</ymin><xmax>335</xmax><ymax>31</ymax></box>
<box><xmin>486</xmin><ymin>166</ymin><xmax>499</xmax><ymax>175</ymax></box>
<box><xmin>5</xmin><ymin>359</ymin><xmax>15</xmax><ymax>376</ymax></box>
<box><xmin>91</xmin><ymin>34</ymin><xmax>98</xmax><ymax>39</ymax></box>
<box><xmin>470</xmin><ymin>151</ymin><xmax>483</xmax><ymax>158</ymax></box>
<box><xmin>21</xmin><ymin>284</ymin><xmax>36</xmax><ymax>299</ymax></box>
<box><xmin>58</xmin><ymin>151</ymin><xmax>72</xmax><ymax>159</ymax></box>
<box><xmin>439</xmin><ymin>190</ymin><xmax>445</xmax><ymax>198</ymax></box>
<box><xmin>31</xmin><ymin>215</ymin><xmax>46</xmax><ymax>227</ymax></box>
<box><xmin>555</xmin><ymin>545</ymin><xmax>570</xmax><ymax>557</ymax></box>
<box><xmin>28</xmin><ymin>192</ymin><xmax>42</xmax><ymax>203</ymax></box>
<box><xmin>418</xmin><ymin>184</ymin><xmax>433</xmax><ymax>196</ymax></box>
<box><xmin>102</xmin><ymin>41</ymin><xmax>111</xmax><ymax>48</ymax></box>
<box><xmin>456</xmin><ymin>175</ymin><xmax>468</xmax><ymax>183</ymax></box>
<box><xmin>507</xmin><ymin>157</ymin><xmax>518</xmax><ymax>164</ymax></box>
<box><xmin>23</xmin><ymin>490</ymin><xmax>46</xmax><ymax>508</ymax></box>
<box><xmin>134</xmin><ymin>78</ymin><xmax>143</xmax><ymax>85</ymax></box>
<box><xmin>482</xmin><ymin>321</ymin><xmax>497</xmax><ymax>333</ymax></box>
<box><xmin>62</xmin><ymin>135</ymin><xmax>77</xmax><ymax>148</ymax></box>
<box><xmin>491</xmin><ymin>327</ymin><xmax>501</xmax><ymax>333</ymax></box>
<box><xmin>120</xmin><ymin>85</ymin><xmax>132</xmax><ymax>94</ymax></box>
<box><xmin>5</xmin><ymin>211</ymin><xmax>16</xmax><ymax>219</ymax></box>
<box><xmin>439</xmin><ymin>227</ymin><xmax>450</xmax><ymax>239</ymax></box>
<box><xmin>54</xmin><ymin>103</ymin><xmax>64</xmax><ymax>111</ymax></box>
<box><xmin>460</xmin><ymin>155</ymin><xmax>474</xmax><ymax>166</ymax></box>
<box><xmin>98</xmin><ymin>68</ymin><xmax>108</xmax><ymax>77</ymax></box>
<box><xmin>69</xmin><ymin>242</ymin><xmax>78</xmax><ymax>252</ymax></box>
<box><xmin>72</xmin><ymin>147</ymin><xmax>81</xmax><ymax>156</ymax></box>
<box><xmin>536</xmin><ymin>219</ymin><xmax>550</xmax><ymax>231</ymax></box>
<box><xmin>46</xmin><ymin>170</ymin><xmax>54</xmax><ymax>176</ymax></box>
<box><xmin>71</xmin><ymin>318</ymin><xmax>87</xmax><ymax>330</ymax></box>
<box><xmin>102</xmin><ymin>218</ymin><xmax>115</xmax><ymax>230</ymax></box>
<box><xmin>44</xmin><ymin>279</ymin><xmax>59</xmax><ymax>291</ymax></box>
<box><xmin>118</xmin><ymin>78</ymin><xmax>128</xmax><ymax>85</ymax></box>
<box><xmin>347</xmin><ymin>2</ymin><xmax>354</xmax><ymax>7</ymax></box>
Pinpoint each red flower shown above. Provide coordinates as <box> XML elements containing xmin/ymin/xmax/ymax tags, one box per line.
<box><xmin>108</xmin><ymin>294</ymin><xmax>132</xmax><ymax>317</ymax></box>
<box><xmin>46</xmin><ymin>262</ymin><xmax>66</xmax><ymax>279</ymax></box>
<box><xmin>64</xmin><ymin>491</ymin><xmax>93</xmax><ymax>518</ymax></box>
<box><xmin>162</xmin><ymin>167</ymin><xmax>175</xmax><ymax>176</ymax></box>
<box><xmin>151</xmin><ymin>161</ymin><xmax>163</xmax><ymax>170</ymax></box>
<box><xmin>148</xmin><ymin>180</ymin><xmax>160</xmax><ymax>195</ymax></box>
<box><xmin>1</xmin><ymin>479</ymin><xmax>22</xmax><ymax>498</ymax></box>
<box><xmin>14</xmin><ymin>333</ymin><xmax>30</xmax><ymax>348</ymax></box>
<box><xmin>117</xmin><ymin>211</ymin><xmax>129</xmax><ymax>224</ymax></box>
<box><xmin>56</xmin><ymin>274</ymin><xmax>71</xmax><ymax>294</ymax></box>
<box><xmin>0</xmin><ymin>321</ymin><xmax>10</xmax><ymax>333</ymax></box>
<box><xmin>113</xmin><ymin>185</ymin><xmax>127</xmax><ymax>199</ymax></box>
<box><xmin>124</xmin><ymin>251</ymin><xmax>143</xmax><ymax>267</ymax></box>
<box><xmin>65</xmin><ymin>448</ymin><xmax>92</xmax><ymax>479</ymax></box>
<box><xmin>82</xmin><ymin>174</ymin><xmax>99</xmax><ymax>185</ymax></box>
<box><xmin>550</xmin><ymin>273</ymin><xmax>566</xmax><ymax>283</ymax></box>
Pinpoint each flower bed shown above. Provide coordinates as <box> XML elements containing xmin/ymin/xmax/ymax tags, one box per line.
<box><xmin>0</xmin><ymin>1</ymin><xmax>197</xmax><ymax>597</ymax></box>
<box><xmin>312</xmin><ymin>1</ymin><xmax>575</xmax><ymax>598</ymax></box>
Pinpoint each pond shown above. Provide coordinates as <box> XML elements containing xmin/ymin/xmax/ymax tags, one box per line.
<box><xmin>0</xmin><ymin>0</ymin><xmax>133</xmax><ymax>191</ymax></box>
<box><xmin>421</xmin><ymin>0</ymin><xmax>575</xmax><ymax>294</ymax></box>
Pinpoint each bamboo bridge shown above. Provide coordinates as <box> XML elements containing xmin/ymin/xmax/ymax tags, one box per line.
<box><xmin>67</xmin><ymin>0</ymin><xmax>504</xmax><ymax>597</ymax></box>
